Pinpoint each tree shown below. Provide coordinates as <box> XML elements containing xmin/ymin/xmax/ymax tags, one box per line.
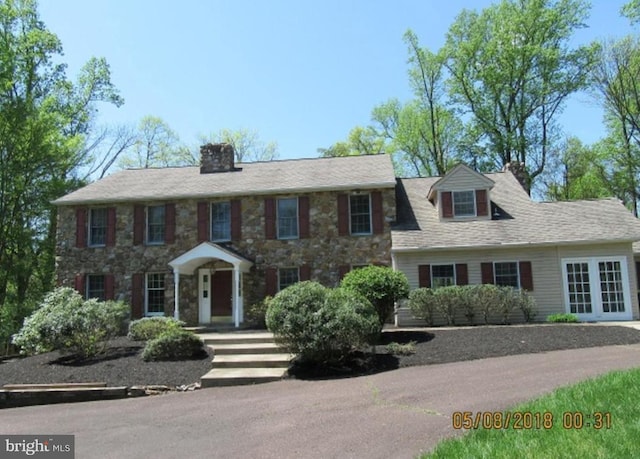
<box><xmin>199</xmin><ymin>128</ymin><xmax>278</xmax><ymax>163</ymax></box>
<box><xmin>541</xmin><ymin>137</ymin><xmax>612</xmax><ymax>201</ymax></box>
<box><xmin>0</xmin><ymin>0</ymin><xmax>122</xmax><ymax>351</ymax></box>
<box><xmin>622</xmin><ymin>0</ymin><xmax>640</xmax><ymax>25</ymax></box>
<box><xmin>119</xmin><ymin>116</ymin><xmax>194</xmax><ymax>168</ymax></box>
<box><xmin>444</xmin><ymin>0</ymin><xmax>596</xmax><ymax>192</ymax></box>
<box><xmin>592</xmin><ymin>36</ymin><xmax>640</xmax><ymax>215</ymax></box>
<box><xmin>318</xmin><ymin>125</ymin><xmax>388</xmax><ymax>157</ymax></box>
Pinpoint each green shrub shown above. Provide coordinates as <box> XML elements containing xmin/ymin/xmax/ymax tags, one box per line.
<box><xmin>12</xmin><ymin>287</ymin><xmax>129</xmax><ymax>359</ymax></box>
<box><xmin>547</xmin><ymin>313</ymin><xmax>579</xmax><ymax>323</ymax></box>
<box><xmin>386</xmin><ymin>341</ymin><xmax>417</xmax><ymax>356</ymax></box>
<box><xmin>141</xmin><ymin>329</ymin><xmax>206</xmax><ymax>361</ymax></box>
<box><xmin>128</xmin><ymin>316</ymin><xmax>184</xmax><ymax>341</ymax></box>
<box><xmin>340</xmin><ymin>265</ymin><xmax>409</xmax><ymax>329</ymax></box>
<box><xmin>245</xmin><ymin>296</ymin><xmax>272</xmax><ymax>329</ymax></box>
<box><xmin>408</xmin><ymin>288</ymin><xmax>436</xmax><ymax>326</ymax></box>
<box><xmin>472</xmin><ymin>284</ymin><xmax>502</xmax><ymax>325</ymax></box>
<box><xmin>516</xmin><ymin>289</ymin><xmax>537</xmax><ymax>322</ymax></box>
<box><xmin>266</xmin><ymin>281</ymin><xmax>379</xmax><ymax>363</ymax></box>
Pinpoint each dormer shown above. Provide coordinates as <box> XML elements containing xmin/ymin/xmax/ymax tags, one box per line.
<box><xmin>427</xmin><ymin>164</ymin><xmax>495</xmax><ymax>221</ymax></box>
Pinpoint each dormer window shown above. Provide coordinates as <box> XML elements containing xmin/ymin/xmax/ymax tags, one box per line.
<box><xmin>453</xmin><ymin>191</ymin><xmax>476</xmax><ymax>217</ymax></box>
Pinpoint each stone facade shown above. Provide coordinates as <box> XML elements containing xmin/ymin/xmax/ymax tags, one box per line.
<box><xmin>55</xmin><ymin>188</ymin><xmax>395</xmax><ymax>325</ymax></box>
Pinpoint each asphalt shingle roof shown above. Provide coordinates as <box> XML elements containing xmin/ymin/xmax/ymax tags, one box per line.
<box><xmin>53</xmin><ymin>154</ymin><xmax>396</xmax><ymax>205</ymax></box>
<box><xmin>392</xmin><ymin>171</ymin><xmax>640</xmax><ymax>251</ymax></box>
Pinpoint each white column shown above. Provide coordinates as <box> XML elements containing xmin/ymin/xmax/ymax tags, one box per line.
<box><xmin>173</xmin><ymin>270</ymin><xmax>180</xmax><ymax>321</ymax></box>
<box><xmin>234</xmin><ymin>266</ymin><xmax>241</xmax><ymax>328</ymax></box>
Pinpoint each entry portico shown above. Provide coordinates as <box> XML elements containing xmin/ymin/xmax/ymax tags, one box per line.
<box><xmin>169</xmin><ymin>242</ymin><xmax>253</xmax><ymax>327</ymax></box>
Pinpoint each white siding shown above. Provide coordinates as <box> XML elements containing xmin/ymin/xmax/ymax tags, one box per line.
<box><xmin>436</xmin><ymin>166</ymin><xmax>492</xmax><ymax>191</ymax></box>
<box><xmin>394</xmin><ymin>243</ymin><xmax>639</xmax><ymax>326</ymax></box>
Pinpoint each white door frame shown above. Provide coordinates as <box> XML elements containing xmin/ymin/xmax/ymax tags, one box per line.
<box><xmin>561</xmin><ymin>256</ymin><xmax>632</xmax><ymax>321</ymax></box>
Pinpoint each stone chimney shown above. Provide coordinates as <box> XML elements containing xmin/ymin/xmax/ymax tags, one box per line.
<box><xmin>503</xmin><ymin>162</ymin><xmax>530</xmax><ymax>194</ymax></box>
<box><xmin>200</xmin><ymin>143</ymin><xmax>240</xmax><ymax>174</ymax></box>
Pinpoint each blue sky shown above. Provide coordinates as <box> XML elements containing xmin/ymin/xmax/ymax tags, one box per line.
<box><xmin>39</xmin><ymin>0</ymin><xmax>634</xmax><ymax>161</ymax></box>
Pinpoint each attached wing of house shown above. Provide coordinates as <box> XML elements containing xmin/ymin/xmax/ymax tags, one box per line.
<box><xmin>393</xmin><ymin>163</ymin><xmax>640</xmax><ymax>325</ymax></box>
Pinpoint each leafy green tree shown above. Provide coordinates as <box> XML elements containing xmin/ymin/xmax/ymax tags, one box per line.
<box><xmin>444</xmin><ymin>0</ymin><xmax>596</xmax><ymax>192</ymax></box>
<box><xmin>0</xmin><ymin>0</ymin><xmax>122</xmax><ymax>351</ymax></box>
<box><xmin>199</xmin><ymin>128</ymin><xmax>278</xmax><ymax>162</ymax></box>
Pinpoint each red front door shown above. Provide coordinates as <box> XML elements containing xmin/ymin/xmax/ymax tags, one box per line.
<box><xmin>211</xmin><ymin>270</ymin><xmax>232</xmax><ymax>316</ymax></box>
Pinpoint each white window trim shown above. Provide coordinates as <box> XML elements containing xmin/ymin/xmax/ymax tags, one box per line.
<box><xmin>278</xmin><ymin>267</ymin><xmax>300</xmax><ymax>292</ymax></box>
<box><xmin>431</xmin><ymin>264</ymin><xmax>456</xmax><ymax>288</ymax></box>
<box><xmin>452</xmin><ymin>190</ymin><xmax>477</xmax><ymax>218</ymax></box>
<box><xmin>561</xmin><ymin>256</ymin><xmax>632</xmax><ymax>321</ymax></box>
<box><xmin>277</xmin><ymin>197</ymin><xmax>299</xmax><ymax>240</ymax></box>
<box><xmin>88</xmin><ymin>208</ymin><xmax>107</xmax><ymax>247</ymax></box>
<box><xmin>493</xmin><ymin>261</ymin><xmax>520</xmax><ymax>289</ymax></box>
<box><xmin>349</xmin><ymin>193</ymin><xmax>373</xmax><ymax>236</ymax></box>
<box><xmin>146</xmin><ymin>205</ymin><xmax>165</xmax><ymax>246</ymax></box>
<box><xmin>211</xmin><ymin>201</ymin><xmax>232</xmax><ymax>243</ymax></box>
<box><xmin>145</xmin><ymin>272</ymin><xmax>165</xmax><ymax>316</ymax></box>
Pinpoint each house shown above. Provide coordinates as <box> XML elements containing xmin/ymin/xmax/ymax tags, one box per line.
<box><xmin>392</xmin><ymin>163</ymin><xmax>640</xmax><ymax>325</ymax></box>
<box><xmin>53</xmin><ymin>146</ymin><xmax>640</xmax><ymax>327</ymax></box>
<box><xmin>53</xmin><ymin>144</ymin><xmax>397</xmax><ymax>326</ymax></box>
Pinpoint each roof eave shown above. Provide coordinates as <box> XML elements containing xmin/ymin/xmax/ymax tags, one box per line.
<box><xmin>52</xmin><ymin>181</ymin><xmax>397</xmax><ymax>206</ymax></box>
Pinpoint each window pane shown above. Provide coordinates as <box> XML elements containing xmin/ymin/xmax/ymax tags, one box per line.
<box><xmin>565</xmin><ymin>262</ymin><xmax>592</xmax><ymax>314</ymax></box>
<box><xmin>87</xmin><ymin>275</ymin><xmax>105</xmax><ymax>301</ymax></box>
<box><xmin>432</xmin><ymin>265</ymin><xmax>455</xmax><ymax>288</ymax></box>
<box><xmin>279</xmin><ymin>268</ymin><xmax>299</xmax><ymax>291</ymax></box>
<box><xmin>212</xmin><ymin>202</ymin><xmax>231</xmax><ymax>241</ymax></box>
<box><xmin>90</xmin><ymin>208</ymin><xmax>107</xmax><ymax>246</ymax></box>
<box><xmin>146</xmin><ymin>273</ymin><xmax>165</xmax><ymax>314</ymax></box>
<box><xmin>147</xmin><ymin>205</ymin><xmax>165</xmax><ymax>244</ymax></box>
<box><xmin>599</xmin><ymin>261</ymin><xmax>625</xmax><ymax>313</ymax></box>
<box><xmin>453</xmin><ymin>191</ymin><xmax>475</xmax><ymax>217</ymax></box>
<box><xmin>350</xmin><ymin>194</ymin><xmax>371</xmax><ymax>234</ymax></box>
<box><xmin>278</xmin><ymin>198</ymin><xmax>298</xmax><ymax>239</ymax></box>
<box><xmin>495</xmin><ymin>262</ymin><xmax>519</xmax><ymax>288</ymax></box>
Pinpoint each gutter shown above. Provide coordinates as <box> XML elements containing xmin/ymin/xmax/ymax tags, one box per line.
<box><xmin>391</xmin><ymin>238</ymin><xmax>640</xmax><ymax>253</ymax></box>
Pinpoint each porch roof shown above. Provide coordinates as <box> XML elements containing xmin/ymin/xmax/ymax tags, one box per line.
<box><xmin>168</xmin><ymin>242</ymin><xmax>253</xmax><ymax>275</ymax></box>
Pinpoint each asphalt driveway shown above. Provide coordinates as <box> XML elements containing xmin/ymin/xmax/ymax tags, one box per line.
<box><xmin>3</xmin><ymin>343</ymin><xmax>640</xmax><ymax>458</ymax></box>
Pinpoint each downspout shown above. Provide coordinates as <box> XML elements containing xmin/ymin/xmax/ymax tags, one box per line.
<box><xmin>173</xmin><ymin>270</ymin><xmax>180</xmax><ymax>320</ymax></box>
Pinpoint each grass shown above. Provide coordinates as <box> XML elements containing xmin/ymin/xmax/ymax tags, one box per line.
<box><xmin>424</xmin><ymin>367</ymin><xmax>640</xmax><ymax>458</ymax></box>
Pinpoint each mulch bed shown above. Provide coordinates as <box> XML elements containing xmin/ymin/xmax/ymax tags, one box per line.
<box><xmin>0</xmin><ymin>336</ymin><xmax>213</xmax><ymax>388</ymax></box>
<box><xmin>1</xmin><ymin>325</ymin><xmax>640</xmax><ymax>386</ymax></box>
<box><xmin>288</xmin><ymin>324</ymin><xmax>640</xmax><ymax>379</ymax></box>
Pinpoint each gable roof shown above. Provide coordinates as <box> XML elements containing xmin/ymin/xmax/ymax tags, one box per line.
<box><xmin>427</xmin><ymin>163</ymin><xmax>495</xmax><ymax>200</ymax></box>
<box><xmin>53</xmin><ymin>154</ymin><xmax>396</xmax><ymax>205</ymax></box>
<box><xmin>393</xmin><ymin>170</ymin><xmax>640</xmax><ymax>251</ymax></box>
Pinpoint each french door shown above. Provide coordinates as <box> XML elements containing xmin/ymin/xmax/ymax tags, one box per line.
<box><xmin>562</xmin><ymin>257</ymin><xmax>632</xmax><ymax>321</ymax></box>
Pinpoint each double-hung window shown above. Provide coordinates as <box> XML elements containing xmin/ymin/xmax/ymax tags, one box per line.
<box><xmin>432</xmin><ymin>265</ymin><xmax>455</xmax><ymax>288</ymax></box>
<box><xmin>86</xmin><ymin>274</ymin><xmax>106</xmax><ymax>301</ymax></box>
<box><xmin>452</xmin><ymin>191</ymin><xmax>476</xmax><ymax>217</ymax></box>
<box><xmin>350</xmin><ymin>194</ymin><xmax>371</xmax><ymax>235</ymax></box>
<box><xmin>89</xmin><ymin>208</ymin><xmax>108</xmax><ymax>246</ymax></box>
<box><xmin>211</xmin><ymin>202</ymin><xmax>231</xmax><ymax>242</ymax></box>
<box><xmin>494</xmin><ymin>262</ymin><xmax>519</xmax><ymax>288</ymax></box>
<box><xmin>147</xmin><ymin>205</ymin><xmax>165</xmax><ymax>244</ymax></box>
<box><xmin>278</xmin><ymin>198</ymin><xmax>298</xmax><ymax>239</ymax></box>
<box><xmin>278</xmin><ymin>267</ymin><xmax>299</xmax><ymax>291</ymax></box>
<box><xmin>146</xmin><ymin>273</ymin><xmax>165</xmax><ymax>315</ymax></box>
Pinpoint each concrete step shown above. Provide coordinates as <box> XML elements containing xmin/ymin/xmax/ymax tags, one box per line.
<box><xmin>200</xmin><ymin>368</ymin><xmax>286</xmax><ymax>387</ymax></box>
<box><xmin>212</xmin><ymin>353</ymin><xmax>292</xmax><ymax>368</ymax></box>
<box><xmin>208</xmin><ymin>342</ymin><xmax>283</xmax><ymax>355</ymax></box>
<box><xmin>199</xmin><ymin>332</ymin><xmax>276</xmax><ymax>346</ymax></box>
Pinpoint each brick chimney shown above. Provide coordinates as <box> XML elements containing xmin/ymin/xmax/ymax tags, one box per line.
<box><xmin>503</xmin><ymin>162</ymin><xmax>530</xmax><ymax>194</ymax></box>
<box><xmin>200</xmin><ymin>143</ymin><xmax>240</xmax><ymax>174</ymax></box>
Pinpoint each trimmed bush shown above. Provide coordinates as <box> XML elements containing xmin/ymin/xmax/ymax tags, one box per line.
<box><xmin>245</xmin><ymin>296</ymin><xmax>273</xmax><ymax>329</ymax></box>
<box><xmin>128</xmin><ymin>316</ymin><xmax>184</xmax><ymax>341</ymax></box>
<box><xmin>516</xmin><ymin>289</ymin><xmax>537</xmax><ymax>323</ymax></box>
<box><xmin>471</xmin><ymin>284</ymin><xmax>503</xmax><ymax>325</ymax></box>
<box><xmin>141</xmin><ymin>330</ymin><xmax>206</xmax><ymax>361</ymax></box>
<box><xmin>266</xmin><ymin>281</ymin><xmax>379</xmax><ymax>363</ymax></box>
<box><xmin>547</xmin><ymin>313</ymin><xmax>579</xmax><ymax>323</ymax></box>
<box><xmin>12</xmin><ymin>287</ymin><xmax>129</xmax><ymax>359</ymax></box>
<box><xmin>408</xmin><ymin>288</ymin><xmax>436</xmax><ymax>326</ymax></box>
<box><xmin>340</xmin><ymin>265</ymin><xmax>410</xmax><ymax>329</ymax></box>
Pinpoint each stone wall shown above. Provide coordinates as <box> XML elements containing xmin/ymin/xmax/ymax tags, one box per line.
<box><xmin>55</xmin><ymin>188</ymin><xmax>395</xmax><ymax>325</ymax></box>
